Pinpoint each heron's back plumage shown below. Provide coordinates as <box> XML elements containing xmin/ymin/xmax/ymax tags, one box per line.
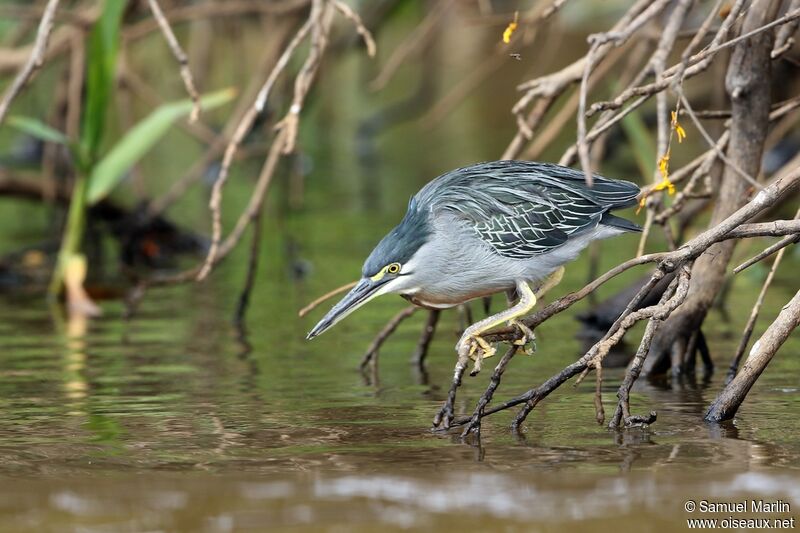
<box><xmin>412</xmin><ymin>160</ymin><xmax>641</xmax><ymax>259</ymax></box>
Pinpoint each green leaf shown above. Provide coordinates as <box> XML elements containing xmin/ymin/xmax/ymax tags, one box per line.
<box><xmin>7</xmin><ymin>116</ymin><xmax>70</xmax><ymax>146</ymax></box>
<box><xmin>80</xmin><ymin>0</ymin><xmax>127</xmax><ymax>162</ymax></box>
<box><xmin>87</xmin><ymin>88</ymin><xmax>236</xmax><ymax>205</ymax></box>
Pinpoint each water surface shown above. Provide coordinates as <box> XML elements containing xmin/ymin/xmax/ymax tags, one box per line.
<box><xmin>0</xmin><ymin>227</ymin><xmax>798</xmax><ymax>531</ymax></box>
<box><xmin>1</xmin><ymin>5</ymin><xmax>799</xmax><ymax>530</ymax></box>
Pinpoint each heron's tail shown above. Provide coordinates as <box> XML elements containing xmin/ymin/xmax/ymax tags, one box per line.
<box><xmin>600</xmin><ymin>212</ymin><xmax>642</xmax><ymax>233</ymax></box>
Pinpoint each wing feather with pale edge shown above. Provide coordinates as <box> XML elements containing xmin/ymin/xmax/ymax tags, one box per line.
<box><xmin>414</xmin><ymin>161</ymin><xmax>641</xmax><ymax>259</ymax></box>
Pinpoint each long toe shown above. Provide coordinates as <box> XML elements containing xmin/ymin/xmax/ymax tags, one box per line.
<box><xmin>469</xmin><ymin>356</ymin><xmax>483</xmax><ymax>377</ymax></box>
<box><xmin>511</xmin><ymin>320</ymin><xmax>536</xmax><ymax>355</ymax></box>
<box><xmin>473</xmin><ymin>335</ymin><xmax>496</xmax><ymax>359</ymax></box>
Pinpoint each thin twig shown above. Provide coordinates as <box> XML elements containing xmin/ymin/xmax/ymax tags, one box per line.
<box><xmin>577</xmin><ymin>40</ymin><xmax>601</xmax><ymax>186</ymax></box>
<box><xmin>576</xmin><ymin>0</ymin><xmax>674</xmax><ymax>184</ymax></box>
<box><xmin>332</xmin><ymin>0</ymin><xmax>376</xmax><ymax>58</ymax></box>
<box><xmin>726</xmin><ymin>239</ymin><xmax>793</xmax><ymax>385</ymax></box>
<box><xmin>460</xmin><ymin>345</ymin><xmax>519</xmax><ymax>439</ymax></box>
<box><xmin>147</xmin><ymin>0</ymin><xmax>202</xmax><ymax>122</ymax></box>
<box><xmin>0</xmin><ymin>0</ymin><xmax>62</xmax><ymax>125</ymax></box>
<box><xmin>233</xmin><ymin>205</ymin><xmax>264</xmax><ymax>327</ymax></box>
<box><xmin>123</xmin><ymin>0</ymin><xmax>311</xmax><ymax>41</ymax></box>
<box><xmin>276</xmin><ymin>0</ymin><xmax>336</xmax><ymax>155</ymax></box>
<box><xmin>254</xmin><ymin>16</ymin><xmax>315</xmax><ymax>112</ymax></box>
<box><xmin>360</xmin><ymin>306</ymin><xmax>418</xmax><ymax>370</ymax></box>
<box><xmin>369</xmin><ymin>1</ymin><xmax>449</xmax><ymax>91</ymax></box>
<box><xmin>733</xmin><ymin>234</ymin><xmax>800</xmax><ymax>273</ymax></box>
<box><xmin>772</xmin><ymin>0</ymin><xmax>800</xmax><ymax>58</ymax></box>
<box><xmin>638</xmin><ymin>0</ymin><xmax>694</xmax><ymax>256</ymax></box>
<box><xmin>609</xmin><ymin>268</ymin><xmax>690</xmax><ymax>428</ymax></box>
<box><xmin>594</xmin><ymin>362</ymin><xmax>604</xmax><ymax>424</ymax></box>
<box><xmin>141</xmin><ymin>125</ymin><xmax>290</xmax><ymax>290</ymax></box>
<box><xmin>145</xmin><ymin>21</ymin><xmax>300</xmax><ymax>221</ymax></box>
<box><xmin>119</xmin><ymin>65</ymin><xmax>216</xmax><ymax>143</ymax></box>
<box><xmin>198</xmin><ymin>11</ymin><xmax>316</xmax><ymax>279</ymax></box>
<box><xmin>298</xmin><ymin>280</ymin><xmax>358</xmax><ymax>318</ymax></box>
<box><xmin>411</xmin><ymin>309</ymin><xmax>440</xmax><ymax>369</ymax></box>
<box><xmin>590</xmin><ymin>2</ymin><xmax>800</xmax><ymax>117</ymax></box>
<box><xmin>510</xmin><ymin>0</ymin><xmax>653</xmax><ymax>157</ymax></box>
<box><xmin>589</xmin><ymin>0</ymin><xmax>748</xmax><ymax>117</ymax></box>
<box><xmin>678</xmin><ymin>91</ymin><xmax>761</xmax><ymax>188</ymax></box>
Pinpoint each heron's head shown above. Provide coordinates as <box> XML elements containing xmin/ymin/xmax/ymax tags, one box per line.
<box><xmin>307</xmin><ymin>200</ymin><xmax>431</xmax><ymax>339</ymax></box>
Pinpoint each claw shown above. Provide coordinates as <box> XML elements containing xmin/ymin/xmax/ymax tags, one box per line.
<box><xmin>472</xmin><ymin>335</ymin><xmax>496</xmax><ymax>359</ymax></box>
<box><xmin>510</xmin><ymin>319</ymin><xmax>536</xmax><ymax>355</ymax></box>
<box><xmin>456</xmin><ymin>334</ymin><xmax>496</xmax><ymax>361</ymax></box>
<box><xmin>469</xmin><ymin>354</ymin><xmax>482</xmax><ymax>376</ymax></box>
<box><xmin>468</xmin><ymin>340</ymin><xmax>478</xmax><ymax>358</ymax></box>
<box><xmin>455</xmin><ymin>333</ymin><xmax>497</xmax><ymax>377</ymax></box>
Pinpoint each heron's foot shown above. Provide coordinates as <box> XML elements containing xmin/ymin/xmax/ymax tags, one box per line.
<box><xmin>456</xmin><ymin>334</ymin><xmax>496</xmax><ymax>377</ymax></box>
<box><xmin>510</xmin><ymin>319</ymin><xmax>536</xmax><ymax>355</ymax></box>
<box><xmin>455</xmin><ymin>333</ymin><xmax>496</xmax><ymax>361</ymax></box>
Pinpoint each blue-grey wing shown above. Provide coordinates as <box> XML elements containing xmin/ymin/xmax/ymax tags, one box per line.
<box><xmin>414</xmin><ymin>160</ymin><xmax>641</xmax><ymax>259</ymax></box>
<box><xmin>473</xmin><ymin>193</ymin><xmax>603</xmax><ymax>258</ymax></box>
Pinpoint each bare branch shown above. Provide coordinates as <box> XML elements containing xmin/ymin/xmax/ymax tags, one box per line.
<box><xmin>460</xmin><ymin>345</ymin><xmax>519</xmax><ymax>439</ymax></box>
<box><xmin>123</xmin><ymin>0</ymin><xmax>311</xmax><ymax>41</ymax></box>
<box><xmin>677</xmin><ymin>91</ymin><xmax>761</xmax><ymax>188</ymax></box>
<box><xmin>706</xmin><ymin>288</ymin><xmax>800</xmax><ymax>422</ymax></box>
<box><xmin>146</xmin><ymin>0</ymin><xmax>202</xmax><ymax>122</ymax></box>
<box><xmin>198</xmin><ymin>2</ymin><xmax>324</xmax><ymax>281</ymax></box>
<box><xmin>724</xmin><ymin>219</ymin><xmax>800</xmax><ymax>239</ymax></box>
<box><xmin>360</xmin><ymin>306</ymin><xmax>418</xmax><ymax>371</ymax></box>
<box><xmin>254</xmin><ymin>16</ymin><xmax>315</xmax><ymax>113</ymax></box>
<box><xmin>333</xmin><ymin>0</ymin><xmax>376</xmax><ymax>58</ymax></box>
<box><xmin>0</xmin><ymin>0</ymin><xmax>62</xmax><ymax>125</ymax></box>
<box><xmin>369</xmin><ymin>1</ymin><xmax>449</xmax><ymax>91</ymax></box>
<box><xmin>734</xmin><ymin>234</ymin><xmax>800</xmax><ymax>273</ymax></box>
<box><xmin>609</xmin><ymin>268</ymin><xmax>692</xmax><ymax>428</ymax></box>
<box><xmin>772</xmin><ymin>0</ymin><xmax>800</xmax><ymax>57</ymax></box>
<box><xmin>726</xmin><ymin>214</ymin><xmax>796</xmax><ymax>384</ymax></box>
<box><xmin>411</xmin><ymin>310</ymin><xmax>441</xmax><ymax>369</ymax></box>
<box><xmin>298</xmin><ymin>280</ymin><xmax>358</xmax><ymax>318</ymax></box>
<box><xmin>588</xmin><ymin>0</ymin><xmax>747</xmax><ymax>116</ymax></box>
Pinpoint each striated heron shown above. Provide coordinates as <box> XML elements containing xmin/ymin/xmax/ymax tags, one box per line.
<box><xmin>307</xmin><ymin>160</ymin><xmax>641</xmax><ymax>367</ymax></box>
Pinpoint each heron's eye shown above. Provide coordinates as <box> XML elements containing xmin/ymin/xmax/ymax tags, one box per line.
<box><xmin>386</xmin><ymin>263</ymin><xmax>401</xmax><ymax>275</ymax></box>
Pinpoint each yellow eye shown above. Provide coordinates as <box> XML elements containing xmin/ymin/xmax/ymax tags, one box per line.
<box><xmin>386</xmin><ymin>263</ymin><xmax>401</xmax><ymax>274</ymax></box>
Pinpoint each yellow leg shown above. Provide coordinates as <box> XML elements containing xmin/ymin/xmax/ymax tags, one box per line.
<box><xmin>508</xmin><ymin>266</ymin><xmax>564</xmax><ymax>355</ymax></box>
<box><xmin>456</xmin><ymin>279</ymin><xmax>538</xmax><ymax>365</ymax></box>
<box><xmin>536</xmin><ymin>266</ymin><xmax>565</xmax><ymax>298</ymax></box>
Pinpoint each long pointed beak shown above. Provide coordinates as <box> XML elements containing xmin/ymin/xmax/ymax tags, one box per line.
<box><xmin>306</xmin><ymin>277</ymin><xmax>387</xmax><ymax>340</ymax></box>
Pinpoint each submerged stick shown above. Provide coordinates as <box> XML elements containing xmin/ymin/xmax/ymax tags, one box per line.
<box><xmin>706</xmin><ymin>289</ymin><xmax>800</xmax><ymax>422</ymax></box>
<box><xmin>360</xmin><ymin>306</ymin><xmax>418</xmax><ymax>370</ymax></box>
<box><xmin>411</xmin><ymin>310</ymin><xmax>441</xmax><ymax>369</ymax></box>
<box><xmin>460</xmin><ymin>345</ymin><xmax>519</xmax><ymax>439</ymax></box>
